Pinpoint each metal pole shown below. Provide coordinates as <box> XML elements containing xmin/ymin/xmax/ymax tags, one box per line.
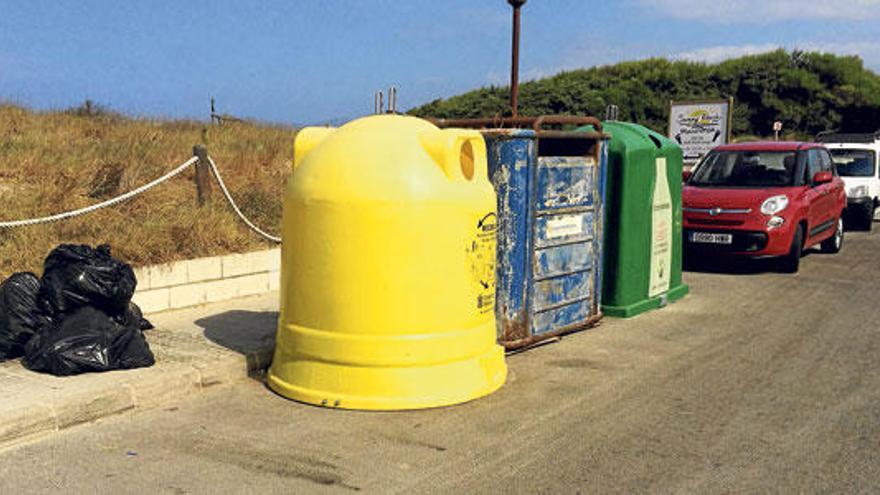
<box><xmin>508</xmin><ymin>0</ymin><xmax>526</xmax><ymax>117</ymax></box>
<box><xmin>387</xmin><ymin>86</ymin><xmax>397</xmax><ymax>113</ymax></box>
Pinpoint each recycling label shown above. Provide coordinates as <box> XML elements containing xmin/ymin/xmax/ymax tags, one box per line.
<box><xmin>469</xmin><ymin>212</ymin><xmax>497</xmax><ymax>314</ymax></box>
<box><xmin>649</xmin><ymin>158</ymin><xmax>673</xmax><ymax>298</ymax></box>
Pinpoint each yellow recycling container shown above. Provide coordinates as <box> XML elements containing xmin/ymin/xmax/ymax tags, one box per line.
<box><xmin>267</xmin><ymin>114</ymin><xmax>507</xmax><ymax>410</ymax></box>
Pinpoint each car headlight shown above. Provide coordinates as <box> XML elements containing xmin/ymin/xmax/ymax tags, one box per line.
<box><xmin>849</xmin><ymin>185</ymin><xmax>869</xmax><ymax>198</ymax></box>
<box><xmin>767</xmin><ymin>216</ymin><xmax>785</xmax><ymax>229</ymax></box>
<box><xmin>760</xmin><ymin>195</ymin><xmax>789</xmax><ymax>215</ymax></box>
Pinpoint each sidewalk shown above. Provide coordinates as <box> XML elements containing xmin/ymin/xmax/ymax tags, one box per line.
<box><xmin>0</xmin><ymin>291</ymin><xmax>279</xmax><ymax>449</ymax></box>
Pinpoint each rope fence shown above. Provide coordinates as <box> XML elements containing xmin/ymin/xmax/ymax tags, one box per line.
<box><xmin>0</xmin><ymin>152</ymin><xmax>282</xmax><ymax>244</ymax></box>
<box><xmin>206</xmin><ymin>156</ymin><xmax>281</xmax><ymax>243</ymax></box>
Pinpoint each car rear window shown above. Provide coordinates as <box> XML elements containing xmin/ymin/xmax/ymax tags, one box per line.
<box><xmin>830</xmin><ymin>149</ymin><xmax>875</xmax><ymax>177</ymax></box>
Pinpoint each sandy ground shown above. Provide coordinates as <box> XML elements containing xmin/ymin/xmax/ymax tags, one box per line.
<box><xmin>0</xmin><ymin>227</ymin><xmax>878</xmax><ymax>493</ymax></box>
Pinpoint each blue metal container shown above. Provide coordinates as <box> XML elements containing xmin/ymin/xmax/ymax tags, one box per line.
<box><xmin>483</xmin><ymin>127</ymin><xmax>607</xmax><ymax>348</ymax></box>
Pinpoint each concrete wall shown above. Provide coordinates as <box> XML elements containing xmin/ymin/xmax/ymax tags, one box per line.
<box><xmin>131</xmin><ymin>248</ymin><xmax>279</xmax><ymax>314</ymax></box>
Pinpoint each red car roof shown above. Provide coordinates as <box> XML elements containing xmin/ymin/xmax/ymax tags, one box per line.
<box><xmin>713</xmin><ymin>141</ymin><xmax>824</xmax><ymax>152</ymax></box>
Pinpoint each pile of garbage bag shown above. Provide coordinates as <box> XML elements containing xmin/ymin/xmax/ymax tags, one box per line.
<box><xmin>0</xmin><ymin>244</ymin><xmax>155</xmax><ymax>376</ymax></box>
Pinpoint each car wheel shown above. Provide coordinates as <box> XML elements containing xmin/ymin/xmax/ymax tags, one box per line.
<box><xmin>821</xmin><ymin>217</ymin><xmax>844</xmax><ymax>254</ymax></box>
<box><xmin>779</xmin><ymin>224</ymin><xmax>804</xmax><ymax>273</ymax></box>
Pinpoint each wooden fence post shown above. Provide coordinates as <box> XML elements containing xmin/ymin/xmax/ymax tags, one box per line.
<box><xmin>193</xmin><ymin>145</ymin><xmax>212</xmax><ymax>205</ymax></box>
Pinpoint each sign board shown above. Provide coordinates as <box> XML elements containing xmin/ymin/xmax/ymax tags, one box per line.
<box><xmin>773</xmin><ymin>121</ymin><xmax>783</xmax><ymax>132</ymax></box>
<box><xmin>668</xmin><ymin>98</ymin><xmax>733</xmax><ymax>165</ymax></box>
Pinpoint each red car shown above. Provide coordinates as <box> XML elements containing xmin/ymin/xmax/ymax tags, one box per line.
<box><xmin>683</xmin><ymin>142</ymin><xmax>846</xmax><ymax>272</ymax></box>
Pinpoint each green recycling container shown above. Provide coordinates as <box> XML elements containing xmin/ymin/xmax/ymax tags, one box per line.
<box><xmin>578</xmin><ymin>121</ymin><xmax>688</xmax><ymax>317</ymax></box>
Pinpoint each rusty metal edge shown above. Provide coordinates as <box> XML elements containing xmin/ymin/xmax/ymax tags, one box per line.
<box><xmin>430</xmin><ymin>115</ymin><xmax>605</xmax><ymax>134</ymax></box>
<box><xmin>535</xmin><ymin>131</ymin><xmax>607</xmax><ymax>140</ymax></box>
<box><xmin>500</xmin><ymin>313</ymin><xmax>603</xmax><ymax>351</ymax></box>
<box><xmin>467</xmin><ymin>129</ymin><xmax>608</xmax><ymax>142</ymax></box>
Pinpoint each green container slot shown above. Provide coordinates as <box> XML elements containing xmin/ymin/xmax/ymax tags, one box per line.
<box><xmin>578</xmin><ymin>121</ymin><xmax>688</xmax><ymax>317</ymax></box>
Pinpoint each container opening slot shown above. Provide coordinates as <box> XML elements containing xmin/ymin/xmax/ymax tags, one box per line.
<box><xmin>460</xmin><ymin>140</ymin><xmax>475</xmax><ymax>180</ymax></box>
<box><xmin>538</xmin><ymin>138</ymin><xmax>596</xmax><ymax>157</ymax></box>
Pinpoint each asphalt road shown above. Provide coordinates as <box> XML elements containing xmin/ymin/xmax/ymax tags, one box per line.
<box><xmin>2</xmin><ymin>227</ymin><xmax>880</xmax><ymax>493</ymax></box>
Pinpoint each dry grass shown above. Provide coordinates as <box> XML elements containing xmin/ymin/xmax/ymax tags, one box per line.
<box><xmin>0</xmin><ymin>103</ymin><xmax>294</xmax><ymax>280</ymax></box>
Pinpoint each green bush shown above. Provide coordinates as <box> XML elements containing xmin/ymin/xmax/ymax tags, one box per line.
<box><xmin>410</xmin><ymin>49</ymin><xmax>880</xmax><ymax>138</ymax></box>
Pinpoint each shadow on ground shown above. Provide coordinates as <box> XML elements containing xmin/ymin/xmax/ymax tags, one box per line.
<box><xmin>195</xmin><ymin>310</ymin><xmax>278</xmax><ymax>373</ymax></box>
<box><xmin>683</xmin><ymin>250</ymin><xmax>823</xmax><ymax>275</ymax></box>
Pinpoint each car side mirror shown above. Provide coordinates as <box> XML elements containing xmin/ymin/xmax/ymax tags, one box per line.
<box><xmin>812</xmin><ymin>170</ymin><xmax>832</xmax><ymax>185</ymax></box>
<box><xmin>682</xmin><ymin>170</ymin><xmax>692</xmax><ymax>183</ymax></box>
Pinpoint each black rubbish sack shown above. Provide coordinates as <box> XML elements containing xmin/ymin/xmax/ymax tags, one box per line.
<box><xmin>23</xmin><ymin>306</ymin><xmax>155</xmax><ymax>376</ymax></box>
<box><xmin>0</xmin><ymin>272</ymin><xmax>50</xmax><ymax>361</ymax></box>
<box><xmin>127</xmin><ymin>302</ymin><xmax>154</xmax><ymax>331</ymax></box>
<box><xmin>38</xmin><ymin>244</ymin><xmax>137</xmax><ymax>317</ymax></box>
<box><xmin>113</xmin><ymin>302</ymin><xmax>153</xmax><ymax>332</ymax></box>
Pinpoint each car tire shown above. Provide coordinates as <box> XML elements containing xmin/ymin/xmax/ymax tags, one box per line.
<box><xmin>821</xmin><ymin>217</ymin><xmax>844</xmax><ymax>254</ymax></box>
<box><xmin>779</xmin><ymin>225</ymin><xmax>804</xmax><ymax>273</ymax></box>
<box><xmin>864</xmin><ymin>206</ymin><xmax>875</xmax><ymax>231</ymax></box>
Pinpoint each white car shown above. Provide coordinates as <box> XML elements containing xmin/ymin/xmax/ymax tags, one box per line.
<box><xmin>817</xmin><ymin>132</ymin><xmax>880</xmax><ymax>230</ymax></box>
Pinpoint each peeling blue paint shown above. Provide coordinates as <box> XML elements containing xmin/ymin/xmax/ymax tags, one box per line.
<box><xmin>484</xmin><ymin>129</ymin><xmax>607</xmax><ymax>344</ymax></box>
<box><xmin>537</xmin><ymin>157</ymin><xmax>594</xmax><ymax>209</ymax></box>
<box><xmin>533</xmin><ymin>299</ymin><xmax>591</xmax><ymax>336</ymax></box>
<box><xmin>532</xmin><ymin>271</ymin><xmax>591</xmax><ymax>310</ymax></box>
<box><xmin>535</xmin><ymin>244</ymin><xmax>593</xmax><ymax>279</ymax></box>
<box><xmin>486</xmin><ymin>130</ymin><xmax>534</xmax><ymax>329</ymax></box>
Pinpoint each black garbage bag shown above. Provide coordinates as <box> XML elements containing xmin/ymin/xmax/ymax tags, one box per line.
<box><xmin>38</xmin><ymin>244</ymin><xmax>137</xmax><ymax>317</ymax></box>
<box><xmin>23</xmin><ymin>306</ymin><xmax>155</xmax><ymax>376</ymax></box>
<box><xmin>112</xmin><ymin>302</ymin><xmax>153</xmax><ymax>333</ymax></box>
<box><xmin>127</xmin><ymin>302</ymin><xmax>154</xmax><ymax>331</ymax></box>
<box><xmin>0</xmin><ymin>272</ymin><xmax>50</xmax><ymax>360</ymax></box>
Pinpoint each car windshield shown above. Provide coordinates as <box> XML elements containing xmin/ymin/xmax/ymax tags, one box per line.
<box><xmin>690</xmin><ymin>150</ymin><xmax>799</xmax><ymax>187</ymax></box>
<box><xmin>831</xmin><ymin>149</ymin><xmax>875</xmax><ymax>177</ymax></box>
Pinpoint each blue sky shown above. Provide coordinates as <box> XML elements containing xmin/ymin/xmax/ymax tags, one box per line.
<box><xmin>1</xmin><ymin>0</ymin><xmax>878</xmax><ymax>125</ymax></box>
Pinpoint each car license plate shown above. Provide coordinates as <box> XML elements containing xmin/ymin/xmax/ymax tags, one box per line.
<box><xmin>690</xmin><ymin>232</ymin><xmax>733</xmax><ymax>244</ymax></box>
